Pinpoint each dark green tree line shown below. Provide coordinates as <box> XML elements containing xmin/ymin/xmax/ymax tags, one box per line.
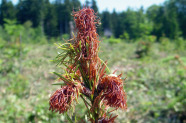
<box><xmin>0</xmin><ymin>0</ymin><xmax>185</xmax><ymax>40</ymax></box>
<box><xmin>0</xmin><ymin>0</ymin><xmax>16</xmax><ymax>25</ymax></box>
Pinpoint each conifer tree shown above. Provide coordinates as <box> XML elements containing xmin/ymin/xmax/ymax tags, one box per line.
<box><xmin>0</xmin><ymin>0</ymin><xmax>16</xmax><ymax>25</ymax></box>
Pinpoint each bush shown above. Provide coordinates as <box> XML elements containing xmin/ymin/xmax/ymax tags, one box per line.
<box><xmin>175</xmin><ymin>37</ymin><xmax>186</xmax><ymax>51</ymax></box>
<box><xmin>106</xmin><ymin>36</ymin><xmax>121</xmax><ymax>44</ymax></box>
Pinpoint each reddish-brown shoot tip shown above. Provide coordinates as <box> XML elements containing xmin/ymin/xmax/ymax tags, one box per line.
<box><xmin>49</xmin><ymin>86</ymin><xmax>78</xmax><ymax>114</ymax></box>
<box><xmin>98</xmin><ymin>75</ymin><xmax>127</xmax><ymax>109</ymax></box>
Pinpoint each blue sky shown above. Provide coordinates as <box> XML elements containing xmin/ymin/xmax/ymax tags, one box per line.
<box><xmin>11</xmin><ymin>0</ymin><xmax>166</xmax><ymax>12</ymax></box>
<box><xmin>81</xmin><ymin>0</ymin><xmax>166</xmax><ymax>12</ymax></box>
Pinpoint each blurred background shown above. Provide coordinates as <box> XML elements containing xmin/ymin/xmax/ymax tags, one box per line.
<box><xmin>0</xmin><ymin>0</ymin><xmax>186</xmax><ymax>122</ymax></box>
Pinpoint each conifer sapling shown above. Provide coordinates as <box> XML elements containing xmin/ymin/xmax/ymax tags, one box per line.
<box><xmin>49</xmin><ymin>7</ymin><xmax>127</xmax><ymax>122</ymax></box>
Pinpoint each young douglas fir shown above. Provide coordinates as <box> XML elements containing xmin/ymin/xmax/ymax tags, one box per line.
<box><xmin>49</xmin><ymin>7</ymin><xmax>127</xmax><ymax>122</ymax></box>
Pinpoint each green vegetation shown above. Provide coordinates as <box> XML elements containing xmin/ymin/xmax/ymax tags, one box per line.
<box><xmin>0</xmin><ymin>36</ymin><xmax>185</xmax><ymax>122</ymax></box>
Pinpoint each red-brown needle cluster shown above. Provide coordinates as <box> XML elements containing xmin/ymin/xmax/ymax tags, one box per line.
<box><xmin>98</xmin><ymin>75</ymin><xmax>127</xmax><ymax>109</ymax></box>
<box><xmin>49</xmin><ymin>85</ymin><xmax>78</xmax><ymax>114</ymax></box>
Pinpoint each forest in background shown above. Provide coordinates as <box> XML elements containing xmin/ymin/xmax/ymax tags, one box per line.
<box><xmin>0</xmin><ymin>0</ymin><xmax>186</xmax><ymax>41</ymax></box>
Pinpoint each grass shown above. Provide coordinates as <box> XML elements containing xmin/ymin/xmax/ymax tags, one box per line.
<box><xmin>0</xmin><ymin>39</ymin><xmax>185</xmax><ymax>122</ymax></box>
